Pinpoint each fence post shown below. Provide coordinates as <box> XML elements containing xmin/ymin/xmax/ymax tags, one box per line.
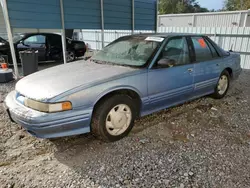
<box><xmin>132</xmin><ymin>0</ymin><xmax>135</xmax><ymax>34</ymax></box>
<box><xmin>238</xmin><ymin>12</ymin><xmax>242</xmax><ymax>27</ymax></box>
<box><xmin>100</xmin><ymin>0</ymin><xmax>105</xmax><ymax>49</ymax></box>
<box><xmin>59</xmin><ymin>0</ymin><xmax>67</xmax><ymax>64</ymax></box>
<box><xmin>244</xmin><ymin>12</ymin><xmax>248</xmax><ymax>27</ymax></box>
<box><xmin>155</xmin><ymin>0</ymin><xmax>159</xmax><ymax>32</ymax></box>
<box><xmin>95</xmin><ymin>31</ymin><xmax>98</xmax><ymax>50</ymax></box>
<box><xmin>2</xmin><ymin>0</ymin><xmax>19</xmax><ymax>78</ymax></box>
<box><xmin>115</xmin><ymin>31</ymin><xmax>118</xmax><ymax>40</ymax></box>
<box><xmin>192</xmin><ymin>14</ymin><xmax>196</xmax><ymax>27</ymax></box>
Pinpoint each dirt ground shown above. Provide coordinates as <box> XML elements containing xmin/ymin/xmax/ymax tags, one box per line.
<box><xmin>0</xmin><ymin>68</ymin><xmax>250</xmax><ymax>188</ymax></box>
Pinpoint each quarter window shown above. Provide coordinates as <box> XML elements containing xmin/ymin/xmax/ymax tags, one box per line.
<box><xmin>191</xmin><ymin>37</ymin><xmax>213</xmax><ymax>62</ymax></box>
<box><xmin>205</xmin><ymin>38</ymin><xmax>219</xmax><ymax>58</ymax></box>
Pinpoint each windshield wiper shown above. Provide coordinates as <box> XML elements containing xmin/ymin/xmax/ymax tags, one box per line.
<box><xmin>90</xmin><ymin>59</ymin><xmax>140</xmax><ymax>68</ymax></box>
<box><xmin>90</xmin><ymin>59</ymin><xmax>106</xmax><ymax>64</ymax></box>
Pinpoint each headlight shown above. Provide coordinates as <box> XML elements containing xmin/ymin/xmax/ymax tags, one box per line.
<box><xmin>24</xmin><ymin>98</ymin><xmax>72</xmax><ymax>113</ymax></box>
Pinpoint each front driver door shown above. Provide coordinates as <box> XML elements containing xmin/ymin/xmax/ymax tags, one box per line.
<box><xmin>147</xmin><ymin>37</ymin><xmax>194</xmax><ymax>113</ymax></box>
<box><xmin>17</xmin><ymin>35</ymin><xmax>46</xmax><ymax>61</ymax></box>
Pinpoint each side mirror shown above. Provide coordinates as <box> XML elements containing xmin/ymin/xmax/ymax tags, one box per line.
<box><xmin>157</xmin><ymin>58</ymin><xmax>176</xmax><ymax>68</ymax></box>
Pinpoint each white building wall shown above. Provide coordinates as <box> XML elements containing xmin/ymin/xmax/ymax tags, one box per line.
<box><xmin>159</xmin><ymin>15</ymin><xmax>193</xmax><ymax>27</ymax></box>
<box><xmin>195</xmin><ymin>13</ymin><xmax>240</xmax><ymax>27</ymax></box>
<box><xmin>159</xmin><ymin>10</ymin><xmax>250</xmax><ymax>28</ymax></box>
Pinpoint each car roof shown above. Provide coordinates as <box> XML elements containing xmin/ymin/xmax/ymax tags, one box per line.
<box><xmin>130</xmin><ymin>33</ymin><xmax>205</xmax><ymax>38</ymax></box>
<box><xmin>21</xmin><ymin>32</ymin><xmax>203</xmax><ymax>39</ymax></box>
<box><xmin>21</xmin><ymin>33</ymin><xmax>60</xmax><ymax>36</ymax></box>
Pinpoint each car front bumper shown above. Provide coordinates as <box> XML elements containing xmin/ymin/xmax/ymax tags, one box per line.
<box><xmin>4</xmin><ymin>91</ymin><xmax>92</xmax><ymax>138</ymax></box>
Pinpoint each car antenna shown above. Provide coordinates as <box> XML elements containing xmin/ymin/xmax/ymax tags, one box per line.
<box><xmin>229</xmin><ymin>43</ymin><xmax>234</xmax><ymax>52</ymax></box>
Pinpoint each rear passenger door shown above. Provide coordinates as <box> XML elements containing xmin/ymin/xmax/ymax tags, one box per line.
<box><xmin>190</xmin><ymin>36</ymin><xmax>222</xmax><ymax>98</ymax></box>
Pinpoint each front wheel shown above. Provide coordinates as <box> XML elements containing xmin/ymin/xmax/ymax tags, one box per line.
<box><xmin>91</xmin><ymin>95</ymin><xmax>136</xmax><ymax>142</ymax></box>
<box><xmin>212</xmin><ymin>70</ymin><xmax>230</xmax><ymax>99</ymax></box>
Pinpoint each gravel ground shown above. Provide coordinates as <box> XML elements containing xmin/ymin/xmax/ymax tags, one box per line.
<box><xmin>1</xmin><ymin>68</ymin><xmax>250</xmax><ymax>188</ymax></box>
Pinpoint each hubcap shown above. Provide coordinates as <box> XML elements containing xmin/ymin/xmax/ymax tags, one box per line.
<box><xmin>218</xmin><ymin>75</ymin><xmax>228</xmax><ymax>95</ymax></box>
<box><xmin>67</xmin><ymin>51</ymin><xmax>75</xmax><ymax>62</ymax></box>
<box><xmin>106</xmin><ymin>104</ymin><xmax>132</xmax><ymax>136</ymax></box>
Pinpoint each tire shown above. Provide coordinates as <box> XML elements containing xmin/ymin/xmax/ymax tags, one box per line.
<box><xmin>212</xmin><ymin>70</ymin><xmax>230</xmax><ymax>99</ymax></box>
<box><xmin>66</xmin><ymin>51</ymin><xmax>75</xmax><ymax>62</ymax></box>
<box><xmin>91</xmin><ymin>95</ymin><xmax>136</xmax><ymax>142</ymax></box>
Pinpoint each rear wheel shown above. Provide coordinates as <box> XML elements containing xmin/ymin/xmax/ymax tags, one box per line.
<box><xmin>66</xmin><ymin>51</ymin><xmax>75</xmax><ymax>62</ymax></box>
<box><xmin>212</xmin><ymin>70</ymin><xmax>230</xmax><ymax>99</ymax></box>
<box><xmin>91</xmin><ymin>95</ymin><xmax>136</xmax><ymax>142</ymax></box>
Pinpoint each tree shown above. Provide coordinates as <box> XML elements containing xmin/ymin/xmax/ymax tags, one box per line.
<box><xmin>159</xmin><ymin>0</ymin><xmax>209</xmax><ymax>14</ymax></box>
<box><xmin>224</xmin><ymin>0</ymin><xmax>250</xmax><ymax>11</ymax></box>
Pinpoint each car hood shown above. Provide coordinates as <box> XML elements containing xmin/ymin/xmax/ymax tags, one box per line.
<box><xmin>16</xmin><ymin>60</ymin><xmax>137</xmax><ymax>101</ymax></box>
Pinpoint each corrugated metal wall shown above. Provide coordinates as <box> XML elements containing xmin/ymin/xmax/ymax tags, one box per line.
<box><xmin>0</xmin><ymin>7</ymin><xmax>7</xmax><ymax>38</ymax></box>
<box><xmin>64</xmin><ymin>0</ymin><xmax>100</xmax><ymax>29</ymax></box>
<box><xmin>135</xmin><ymin>0</ymin><xmax>156</xmax><ymax>30</ymax></box>
<box><xmin>6</xmin><ymin>0</ymin><xmax>156</xmax><ymax>30</ymax></box>
<box><xmin>104</xmin><ymin>0</ymin><xmax>132</xmax><ymax>30</ymax></box>
<box><xmin>0</xmin><ymin>7</ymin><xmax>63</xmax><ymax>40</ymax></box>
<box><xmin>0</xmin><ymin>4</ymin><xmax>61</xmax><ymax>39</ymax></box>
<box><xmin>159</xmin><ymin>11</ymin><xmax>250</xmax><ymax>27</ymax></box>
<box><xmin>7</xmin><ymin>0</ymin><xmax>61</xmax><ymax>29</ymax></box>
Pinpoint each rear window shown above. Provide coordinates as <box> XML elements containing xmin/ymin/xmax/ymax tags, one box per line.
<box><xmin>191</xmin><ymin>37</ymin><xmax>213</xmax><ymax>62</ymax></box>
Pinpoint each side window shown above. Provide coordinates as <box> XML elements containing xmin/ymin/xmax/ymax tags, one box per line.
<box><xmin>157</xmin><ymin>37</ymin><xmax>190</xmax><ymax>68</ymax></box>
<box><xmin>205</xmin><ymin>38</ymin><xmax>219</xmax><ymax>58</ymax></box>
<box><xmin>191</xmin><ymin>37</ymin><xmax>213</xmax><ymax>62</ymax></box>
<box><xmin>24</xmin><ymin>35</ymin><xmax>45</xmax><ymax>44</ymax></box>
<box><xmin>48</xmin><ymin>35</ymin><xmax>62</xmax><ymax>46</ymax></box>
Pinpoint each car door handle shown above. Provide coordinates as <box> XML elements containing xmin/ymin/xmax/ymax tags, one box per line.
<box><xmin>187</xmin><ymin>68</ymin><xmax>193</xmax><ymax>72</ymax></box>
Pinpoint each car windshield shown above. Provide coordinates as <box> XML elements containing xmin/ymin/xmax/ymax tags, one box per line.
<box><xmin>13</xmin><ymin>34</ymin><xmax>25</xmax><ymax>43</ymax></box>
<box><xmin>91</xmin><ymin>36</ymin><xmax>164</xmax><ymax>67</ymax></box>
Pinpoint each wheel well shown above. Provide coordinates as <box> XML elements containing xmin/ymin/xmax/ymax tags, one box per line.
<box><xmin>225</xmin><ymin>67</ymin><xmax>233</xmax><ymax>78</ymax></box>
<box><xmin>93</xmin><ymin>89</ymin><xmax>142</xmax><ymax>117</ymax></box>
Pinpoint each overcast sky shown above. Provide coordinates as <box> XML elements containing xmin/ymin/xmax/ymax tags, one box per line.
<box><xmin>198</xmin><ymin>0</ymin><xmax>224</xmax><ymax>10</ymax></box>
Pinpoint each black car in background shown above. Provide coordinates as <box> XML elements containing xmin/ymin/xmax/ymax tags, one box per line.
<box><xmin>0</xmin><ymin>33</ymin><xmax>86</xmax><ymax>64</ymax></box>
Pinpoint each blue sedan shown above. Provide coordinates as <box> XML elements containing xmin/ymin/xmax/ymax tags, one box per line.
<box><xmin>4</xmin><ymin>33</ymin><xmax>242</xmax><ymax>142</ymax></box>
